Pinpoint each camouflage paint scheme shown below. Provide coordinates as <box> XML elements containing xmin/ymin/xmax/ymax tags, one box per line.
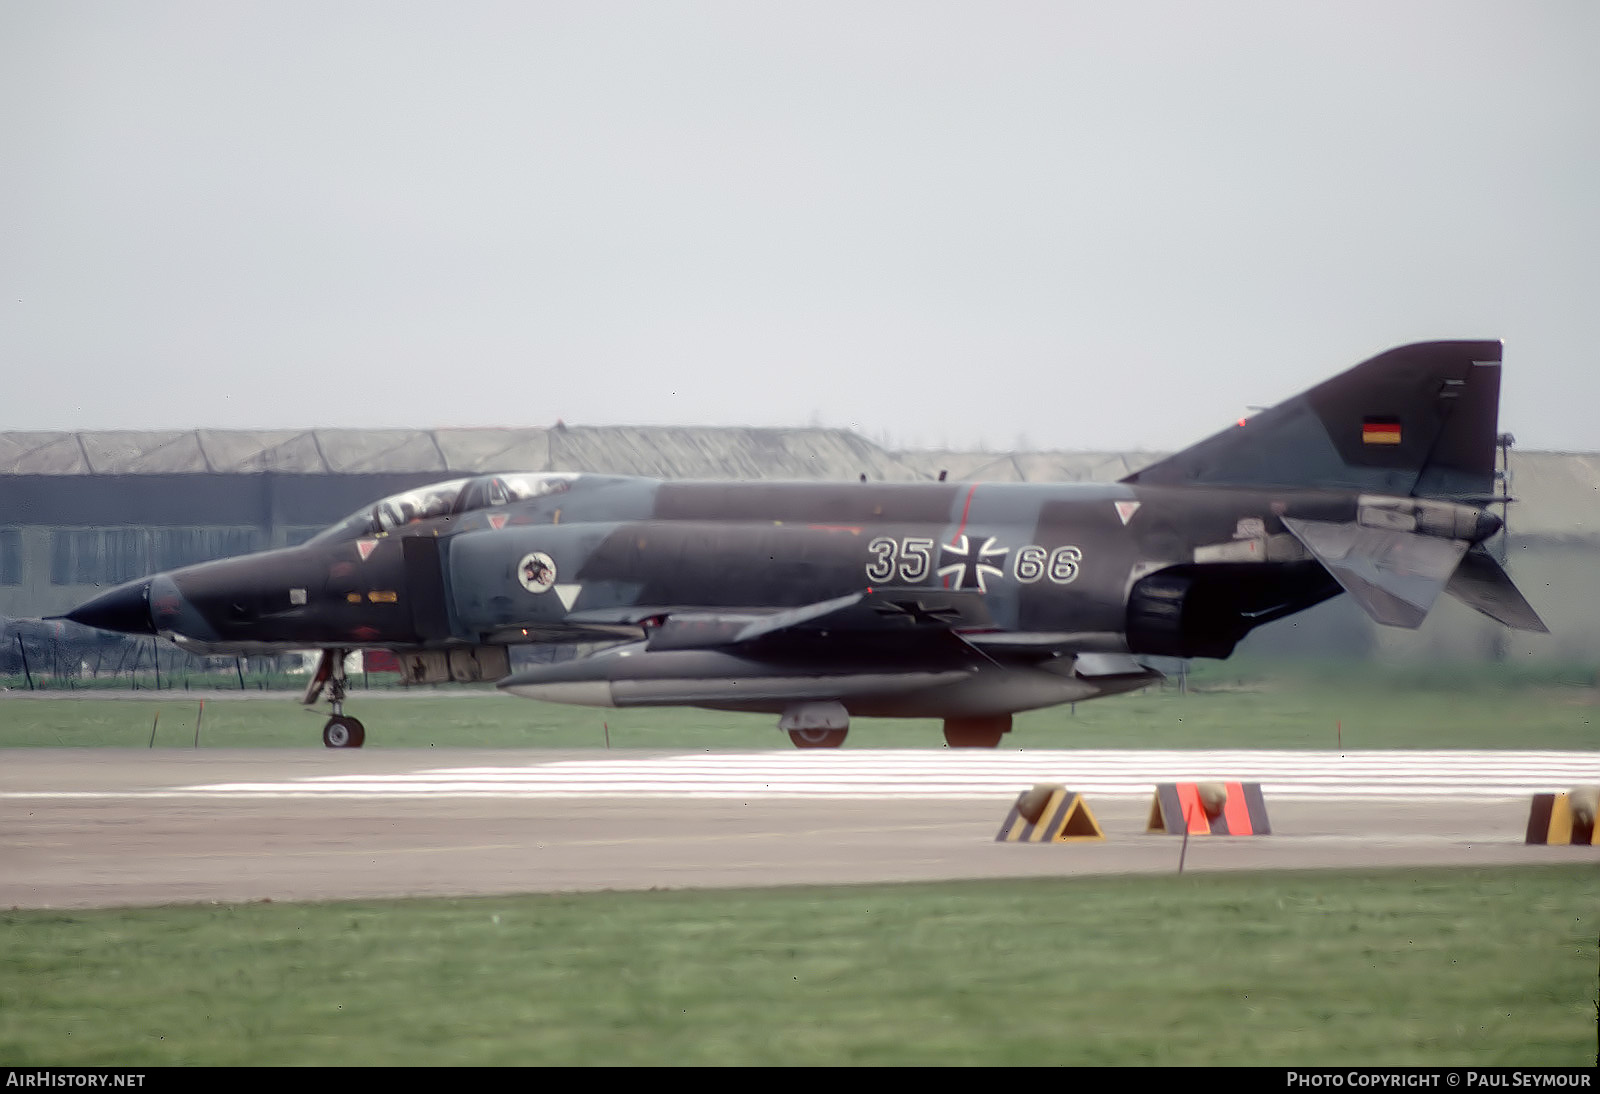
<box><xmin>65</xmin><ymin>341</ymin><xmax>1544</xmax><ymax>748</ymax></box>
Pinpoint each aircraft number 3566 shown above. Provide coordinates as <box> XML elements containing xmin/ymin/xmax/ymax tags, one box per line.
<box><xmin>864</xmin><ymin>536</ymin><xmax>1082</xmax><ymax>586</ymax></box>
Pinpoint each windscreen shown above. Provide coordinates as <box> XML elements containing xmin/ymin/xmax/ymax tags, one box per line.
<box><xmin>307</xmin><ymin>474</ymin><xmax>579</xmax><ymax>544</ymax></box>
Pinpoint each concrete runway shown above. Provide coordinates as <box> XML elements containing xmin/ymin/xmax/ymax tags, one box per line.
<box><xmin>1</xmin><ymin>749</ymin><xmax>1595</xmax><ymax>908</ymax></box>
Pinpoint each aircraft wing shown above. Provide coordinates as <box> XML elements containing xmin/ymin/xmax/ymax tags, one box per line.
<box><xmin>568</xmin><ymin>588</ymin><xmax>996</xmax><ymax>653</ymax></box>
<box><xmin>567</xmin><ymin>590</ymin><xmax>1153</xmax><ymax>666</ymax></box>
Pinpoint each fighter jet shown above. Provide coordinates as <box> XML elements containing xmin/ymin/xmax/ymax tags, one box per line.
<box><xmin>63</xmin><ymin>340</ymin><xmax>1545</xmax><ymax>749</ymax></box>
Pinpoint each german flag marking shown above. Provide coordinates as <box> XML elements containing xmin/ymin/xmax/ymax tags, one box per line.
<box><xmin>1362</xmin><ymin>418</ymin><xmax>1403</xmax><ymax>445</ymax></box>
<box><xmin>1147</xmin><ymin>782</ymin><xmax>1270</xmax><ymax>836</ymax></box>
<box><xmin>1524</xmin><ymin>792</ymin><xmax>1596</xmax><ymax>846</ymax></box>
<box><xmin>995</xmin><ymin>785</ymin><xmax>1105</xmax><ymax>843</ymax></box>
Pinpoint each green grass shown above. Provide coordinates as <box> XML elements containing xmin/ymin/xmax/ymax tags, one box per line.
<box><xmin>0</xmin><ymin>866</ymin><xmax>1593</xmax><ymax>1065</ymax></box>
<box><xmin>3</xmin><ymin>657</ymin><xmax>1599</xmax><ymax>749</ymax></box>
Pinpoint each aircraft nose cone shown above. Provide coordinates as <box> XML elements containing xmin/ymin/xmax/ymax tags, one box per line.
<box><xmin>64</xmin><ymin>579</ymin><xmax>155</xmax><ymax>635</ymax></box>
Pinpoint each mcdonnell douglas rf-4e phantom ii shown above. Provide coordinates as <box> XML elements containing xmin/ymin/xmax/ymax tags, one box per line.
<box><xmin>64</xmin><ymin>341</ymin><xmax>1546</xmax><ymax>749</ymax></box>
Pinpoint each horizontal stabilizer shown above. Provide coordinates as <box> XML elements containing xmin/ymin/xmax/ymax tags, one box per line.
<box><xmin>1445</xmin><ymin>547</ymin><xmax>1549</xmax><ymax>633</ymax></box>
<box><xmin>1281</xmin><ymin>517</ymin><xmax>1467</xmax><ymax>629</ymax></box>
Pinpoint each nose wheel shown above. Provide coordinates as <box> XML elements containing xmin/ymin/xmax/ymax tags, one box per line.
<box><xmin>322</xmin><ymin>715</ymin><xmax>367</xmax><ymax>749</ymax></box>
<box><xmin>305</xmin><ymin>648</ymin><xmax>369</xmax><ymax>748</ymax></box>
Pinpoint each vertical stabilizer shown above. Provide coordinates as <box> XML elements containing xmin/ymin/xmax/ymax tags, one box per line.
<box><xmin>1123</xmin><ymin>341</ymin><xmax>1503</xmax><ymax>500</ymax></box>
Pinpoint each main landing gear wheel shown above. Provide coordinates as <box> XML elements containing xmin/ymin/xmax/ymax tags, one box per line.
<box><xmin>943</xmin><ymin>715</ymin><xmax>1011</xmax><ymax>748</ymax></box>
<box><xmin>788</xmin><ymin>727</ymin><xmax>847</xmax><ymax>749</ymax></box>
<box><xmin>323</xmin><ymin>715</ymin><xmax>366</xmax><ymax>749</ymax></box>
<box><xmin>780</xmin><ymin>701</ymin><xmax>850</xmax><ymax>749</ymax></box>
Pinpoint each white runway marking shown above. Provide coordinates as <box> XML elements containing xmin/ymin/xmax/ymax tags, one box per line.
<box><xmin>8</xmin><ymin>750</ymin><xmax>1596</xmax><ymax>801</ymax></box>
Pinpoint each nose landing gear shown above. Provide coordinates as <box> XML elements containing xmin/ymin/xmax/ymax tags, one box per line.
<box><xmin>304</xmin><ymin>648</ymin><xmax>367</xmax><ymax>749</ymax></box>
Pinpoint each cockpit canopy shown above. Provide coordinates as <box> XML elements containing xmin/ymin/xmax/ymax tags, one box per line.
<box><xmin>310</xmin><ymin>473</ymin><xmax>579</xmax><ymax>543</ymax></box>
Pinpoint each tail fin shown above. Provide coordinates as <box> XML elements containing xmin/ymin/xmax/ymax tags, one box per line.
<box><xmin>1123</xmin><ymin>340</ymin><xmax>1503</xmax><ymax>500</ymax></box>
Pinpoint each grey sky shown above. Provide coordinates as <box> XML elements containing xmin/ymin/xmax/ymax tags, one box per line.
<box><xmin>2</xmin><ymin>1</ymin><xmax>1596</xmax><ymax>453</ymax></box>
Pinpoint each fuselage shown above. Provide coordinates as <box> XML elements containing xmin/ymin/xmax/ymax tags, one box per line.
<box><xmin>64</xmin><ymin>471</ymin><xmax>1505</xmax><ymax>724</ymax></box>
<box><xmin>70</xmin><ymin>470</ymin><xmax>1478</xmax><ymax>659</ymax></box>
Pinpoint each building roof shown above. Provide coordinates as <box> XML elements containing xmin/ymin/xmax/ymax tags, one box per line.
<box><xmin>0</xmin><ymin>427</ymin><xmax>1151</xmax><ymax>482</ymax></box>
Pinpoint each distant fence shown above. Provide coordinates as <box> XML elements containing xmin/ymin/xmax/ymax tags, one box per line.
<box><xmin>0</xmin><ymin>623</ymin><xmax>590</xmax><ymax>693</ymax></box>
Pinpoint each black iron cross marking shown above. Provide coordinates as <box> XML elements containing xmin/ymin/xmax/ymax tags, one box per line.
<box><xmin>873</xmin><ymin>599</ymin><xmax>965</xmax><ymax>626</ymax></box>
<box><xmin>938</xmin><ymin>535</ymin><xmax>1008</xmax><ymax>592</ymax></box>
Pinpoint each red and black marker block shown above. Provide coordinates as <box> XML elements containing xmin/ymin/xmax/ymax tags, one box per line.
<box><xmin>1147</xmin><ymin>782</ymin><xmax>1271</xmax><ymax>836</ymax></box>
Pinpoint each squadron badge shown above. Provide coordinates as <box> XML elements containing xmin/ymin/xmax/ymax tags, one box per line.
<box><xmin>517</xmin><ymin>551</ymin><xmax>558</xmax><ymax>594</ymax></box>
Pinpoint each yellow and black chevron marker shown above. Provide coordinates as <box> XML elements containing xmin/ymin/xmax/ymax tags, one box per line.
<box><xmin>1146</xmin><ymin>781</ymin><xmax>1271</xmax><ymax>836</ymax></box>
<box><xmin>1524</xmin><ymin>788</ymin><xmax>1597</xmax><ymax>846</ymax></box>
<box><xmin>995</xmin><ymin>783</ymin><xmax>1105</xmax><ymax>842</ymax></box>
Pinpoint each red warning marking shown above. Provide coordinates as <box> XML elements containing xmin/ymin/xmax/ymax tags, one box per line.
<box><xmin>950</xmin><ymin>483</ymin><xmax>979</xmax><ymax>547</ymax></box>
<box><xmin>364</xmin><ymin>650</ymin><xmax>401</xmax><ymax>672</ymax></box>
